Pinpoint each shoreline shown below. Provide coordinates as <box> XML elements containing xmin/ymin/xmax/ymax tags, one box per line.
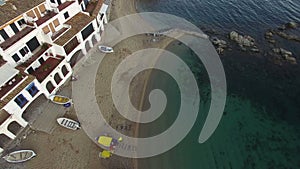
<box><xmin>107</xmin><ymin>0</ymin><xmax>177</xmax><ymax>168</ymax></box>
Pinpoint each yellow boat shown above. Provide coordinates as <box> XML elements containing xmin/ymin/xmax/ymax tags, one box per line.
<box><xmin>99</xmin><ymin>150</ymin><xmax>112</xmax><ymax>159</ymax></box>
<box><xmin>96</xmin><ymin>135</ymin><xmax>122</xmax><ymax>152</ymax></box>
<box><xmin>49</xmin><ymin>95</ymin><xmax>71</xmax><ymax>105</ymax></box>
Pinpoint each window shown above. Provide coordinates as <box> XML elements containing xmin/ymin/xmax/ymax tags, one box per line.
<box><xmin>0</xmin><ymin>29</ymin><xmax>9</xmax><ymax>40</ymax></box>
<box><xmin>10</xmin><ymin>23</ymin><xmax>19</xmax><ymax>33</ymax></box>
<box><xmin>26</xmin><ymin>83</ymin><xmax>39</xmax><ymax>97</ymax></box>
<box><xmin>81</xmin><ymin>23</ymin><xmax>94</xmax><ymax>40</ymax></box>
<box><xmin>26</xmin><ymin>37</ymin><xmax>40</xmax><ymax>52</ymax></box>
<box><xmin>100</xmin><ymin>13</ymin><xmax>104</xmax><ymax>20</ymax></box>
<box><xmin>27</xmin><ymin>67</ymin><xmax>34</xmax><ymax>74</ymax></box>
<box><xmin>64</xmin><ymin>12</ymin><xmax>69</xmax><ymax>19</ymax></box>
<box><xmin>14</xmin><ymin>94</ymin><xmax>28</xmax><ymax>108</ymax></box>
<box><xmin>12</xmin><ymin>54</ymin><xmax>20</xmax><ymax>62</ymax></box>
<box><xmin>19</xmin><ymin>47</ymin><xmax>29</xmax><ymax>57</ymax></box>
<box><xmin>38</xmin><ymin>57</ymin><xmax>45</xmax><ymax>64</ymax></box>
<box><xmin>17</xmin><ymin>19</ymin><xmax>26</xmax><ymax>27</ymax></box>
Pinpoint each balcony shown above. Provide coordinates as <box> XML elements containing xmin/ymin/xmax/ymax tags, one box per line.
<box><xmin>0</xmin><ymin>72</ymin><xmax>27</xmax><ymax>99</ymax></box>
<box><xmin>31</xmin><ymin>57</ymin><xmax>63</xmax><ymax>82</ymax></box>
<box><xmin>58</xmin><ymin>1</ymin><xmax>75</xmax><ymax>11</ymax></box>
<box><xmin>18</xmin><ymin>44</ymin><xmax>51</xmax><ymax>68</ymax></box>
<box><xmin>64</xmin><ymin>37</ymin><xmax>80</xmax><ymax>55</ymax></box>
<box><xmin>0</xmin><ymin>75</ymin><xmax>35</xmax><ymax>109</ymax></box>
<box><xmin>0</xmin><ymin>27</ymin><xmax>34</xmax><ymax>51</ymax></box>
<box><xmin>36</xmin><ymin>11</ymin><xmax>58</xmax><ymax>26</ymax></box>
<box><xmin>51</xmin><ymin>27</ymin><xmax>69</xmax><ymax>41</ymax></box>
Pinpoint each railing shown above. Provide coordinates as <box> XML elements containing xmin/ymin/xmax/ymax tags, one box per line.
<box><xmin>58</xmin><ymin>1</ymin><xmax>75</xmax><ymax>11</ymax></box>
<box><xmin>0</xmin><ymin>73</ymin><xmax>25</xmax><ymax>99</ymax></box>
<box><xmin>51</xmin><ymin>27</ymin><xmax>70</xmax><ymax>41</ymax></box>
<box><xmin>30</xmin><ymin>57</ymin><xmax>63</xmax><ymax>82</ymax></box>
<box><xmin>18</xmin><ymin>44</ymin><xmax>51</xmax><ymax>68</ymax></box>
<box><xmin>64</xmin><ymin>37</ymin><xmax>80</xmax><ymax>55</ymax></box>
<box><xmin>0</xmin><ymin>27</ymin><xmax>35</xmax><ymax>51</ymax></box>
<box><xmin>36</xmin><ymin>11</ymin><xmax>58</xmax><ymax>26</ymax></box>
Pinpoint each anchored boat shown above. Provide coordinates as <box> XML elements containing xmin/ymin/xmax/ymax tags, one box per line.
<box><xmin>98</xmin><ymin>45</ymin><xmax>114</xmax><ymax>53</ymax></box>
<box><xmin>49</xmin><ymin>95</ymin><xmax>72</xmax><ymax>105</ymax></box>
<box><xmin>3</xmin><ymin>150</ymin><xmax>36</xmax><ymax>163</ymax></box>
<box><xmin>57</xmin><ymin>117</ymin><xmax>81</xmax><ymax>130</ymax></box>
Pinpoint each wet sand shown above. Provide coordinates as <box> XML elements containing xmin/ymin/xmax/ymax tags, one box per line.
<box><xmin>0</xmin><ymin>0</ymin><xmax>175</xmax><ymax>169</ymax></box>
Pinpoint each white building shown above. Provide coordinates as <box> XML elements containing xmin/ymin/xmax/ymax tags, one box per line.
<box><xmin>0</xmin><ymin>0</ymin><xmax>108</xmax><ymax>153</ymax></box>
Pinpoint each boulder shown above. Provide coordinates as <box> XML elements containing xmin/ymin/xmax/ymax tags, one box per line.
<box><xmin>280</xmin><ymin>48</ymin><xmax>292</xmax><ymax>56</ymax></box>
<box><xmin>285</xmin><ymin>21</ymin><xmax>298</xmax><ymax>29</ymax></box>
<box><xmin>229</xmin><ymin>31</ymin><xmax>239</xmax><ymax>40</ymax></box>
<box><xmin>272</xmin><ymin>48</ymin><xmax>281</xmax><ymax>54</ymax></box>
<box><xmin>285</xmin><ymin>56</ymin><xmax>297</xmax><ymax>64</ymax></box>
<box><xmin>250</xmin><ymin>48</ymin><xmax>260</xmax><ymax>53</ymax></box>
<box><xmin>268</xmin><ymin>39</ymin><xmax>276</xmax><ymax>44</ymax></box>
<box><xmin>265</xmin><ymin>31</ymin><xmax>273</xmax><ymax>37</ymax></box>
<box><xmin>217</xmin><ymin>47</ymin><xmax>224</xmax><ymax>54</ymax></box>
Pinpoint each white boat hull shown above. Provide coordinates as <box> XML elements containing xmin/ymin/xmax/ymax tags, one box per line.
<box><xmin>99</xmin><ymin>45</ymin><xmax>114</xmax><ymax>53</ymax></box>
<box><xmin>3</xmin><ymin>150</ymin><xmax>36</xmax><ymax>163</ymax></box>
<box><xmin>57</xmin><ymin>117</ymin><xmax>80</xmax><ymax>130</ymax></box>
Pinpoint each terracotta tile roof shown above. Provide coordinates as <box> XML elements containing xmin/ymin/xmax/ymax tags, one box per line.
<box><xmin>54</xmin><ymin>12</ymin><xmax>95</xmax><ymax>46</ymax></box>
<box><xmin>0</xmin><ymin>0</ymin><xmax>45</xmax><ymax>26</ymax></box>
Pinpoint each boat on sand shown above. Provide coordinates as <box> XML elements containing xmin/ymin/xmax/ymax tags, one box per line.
<box><xmin>57</xmin><ymin>117</ymin><xmax>80</xmax><ymax>130</ymax></box>
<box><xmin>3</xmin><ymin>150</ymin><xmax>36</xmax><ymax>163</ymax></box>
<box><xmin>49</xmin><ymin>95</ymin><xmax>72</xmax><ymax>105</ymax></box>
<box><xmin>98</xmin><ymin>45</ymin><xmax>114</xmax><ymax>53</ymax></box>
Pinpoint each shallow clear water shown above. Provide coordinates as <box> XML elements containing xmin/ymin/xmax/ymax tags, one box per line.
<box><xmin>136</xmin><ymin>0</ymin><xmax>300</xmax><ymax>169</ymax></box>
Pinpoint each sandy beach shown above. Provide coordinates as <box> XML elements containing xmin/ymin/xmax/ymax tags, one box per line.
<box><xmin>0</xmin><ymin>0</ymin><xmax>175</xmax><ymax>169</ymax></box>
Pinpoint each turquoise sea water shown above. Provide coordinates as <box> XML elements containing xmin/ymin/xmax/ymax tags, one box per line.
<box><xmin>136</xmin><ymin>0</ymin><xmax>300</xmax><ymax>169</ymax></box>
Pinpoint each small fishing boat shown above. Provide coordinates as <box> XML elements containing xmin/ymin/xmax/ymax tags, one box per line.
<box><xmin>49</xmin><ymin>95</ymin><xmax>72</xmax><ymax>105</ymax></box>
<box><xmin>95</xmin><ymin>135</ymin><xmax>122</xmax><ymax>152</ymax></box>
<box><xmin>3</xmin><ymin>150</ymin><xmax>36</xmax><ymax>163</ymax></box>
<box><xmin>99</xmin><ymin>150</ymin><xmax>112</xmax><ymax>159</ymax></box>
<box><xmin>98</xmin><ymin>45</ymin><xmax>114</xmax><ymax>53</ymax></box>
<box><xmin>57</xmin><ymin>117</ymin><xmax>81</xmax><ymax>130</ymax></box>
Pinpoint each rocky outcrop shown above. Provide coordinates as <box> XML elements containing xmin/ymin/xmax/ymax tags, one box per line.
<box><xmin>229</xmin><ymin>31</ymin><xmax>259</xmax><ymax>52</ymax></box>
<box><xmin>211</xmin><ymin>37</ymin><xmax>227</xmax><ymax>54</ymax></box>
<box><xmin>272</xmin><ymin>48</ymin><xmax>297</xmax><ymax>64</ymax></box>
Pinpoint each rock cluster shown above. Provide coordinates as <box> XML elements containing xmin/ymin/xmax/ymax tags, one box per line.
<box><xmin>211</xmin><ymin>37</ymin><xmax>227</xmax><ymax>54</ymax></box>
<box><xmin>272</xmin><ymin>21</ymin><xmax>300</xmax><ymax>42</ymax></box>
<box><xmin>229</xmin><ymin>31</ymin><xmax>259</xmax><ymax>52</ymax></box>
<box><xmin>272</xmin><ymin>48</ymin><xmax>297</xmax><ymax>64</ymax></box>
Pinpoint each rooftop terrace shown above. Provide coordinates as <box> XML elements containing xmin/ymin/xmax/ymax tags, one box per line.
<box><xmin>0</xmin><ymin>26</ymin><xmax>34</xmax><ymax>50</ymax></box>
<box><xmin>54</xmin><ymin>12</ymin><xmax>94</xmax><ymax>46</ymax></box>
<box><xmin>0</xmin><ymin>74</ymin><xmax>35</xmax><ymax>109</ymax></box>
<box><xmin>36</xmin><ymin>11</ymin><xmax>58</xmax><ymax>26</ymax></box>
<box><xmin>31</xmin><ymin>57</ymin><xmax>63</xmax><ymax>82</ymax></box>
<box><xmin>58</xmin><ymin>1</ymin><xmax>75</xmax><ymax>11</ymax></box>
<box><xmin>0</xmin><ymin>0</ymin><xmax>45</xmax><ymax>26</ymax></box>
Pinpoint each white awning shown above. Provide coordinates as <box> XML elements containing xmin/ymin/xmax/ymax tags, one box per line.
<box><xmin>0</xmin><ymin>64</ymin><xmax>19</xmax><ymax>87</ymax></box>
<box><xmin>100</xmin><ymin>3</ymin><xmax>109</xmax><ymax>14</ymax></box>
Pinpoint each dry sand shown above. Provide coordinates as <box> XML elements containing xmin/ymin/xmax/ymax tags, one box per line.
<box><xmin>0</xmin><ymin>0</ymin><xmax>175</xmax><ymax>169</ymax></box>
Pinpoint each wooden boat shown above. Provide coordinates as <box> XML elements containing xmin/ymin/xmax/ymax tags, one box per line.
<box><xmin>98</xmin><ymin>45</ymin><xmax>114</xmax><ymax>53</ymax></box>
<box><xmin>95</xmin><ymin>135</ymin><xmax>122</xmax><ymax>152</ymax></box>
<box><xmin>57</xmin><ymin>117</ymin><xmax>81</xmax><ymax>130</ymax></box>
<box><xmin>3</xmin><ymin>150</ymin><xmax>36</xmax><ymax>163</ymax></box>
<box><xmin>49</xmin><ymin>95</ymin><xmax>71</xmax><ymax>105</ymax></box>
